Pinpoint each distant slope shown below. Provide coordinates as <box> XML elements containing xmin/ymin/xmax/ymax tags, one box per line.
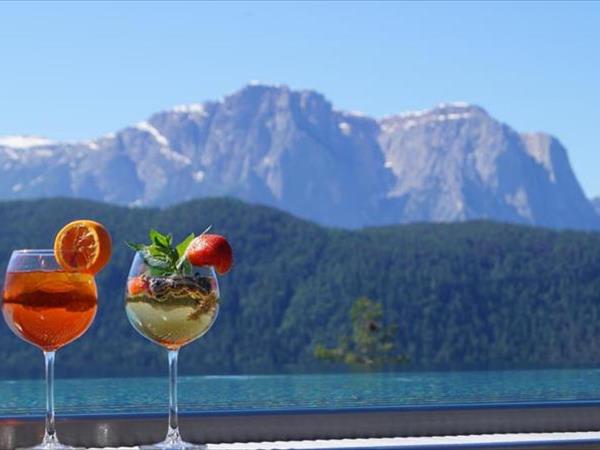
<box><xmin>0</xmin><ymin>84</ymin><xmax>598</xmax><ymax>229</ymax></box>
<box><xmin>1</xmin><ymin>198</ymin><xmax>600</xmax><ymax>378</ymax></box>
<box><xmin>592</xmin><ymin>197</ymin><xmax>600</xmax><ymax>216</ymax></box>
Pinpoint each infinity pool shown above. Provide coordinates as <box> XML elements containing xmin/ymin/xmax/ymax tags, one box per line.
<box><xmin>2</xmin><ymin>369</ymin><xmax>600</xmax><ymax>416</ymax></box>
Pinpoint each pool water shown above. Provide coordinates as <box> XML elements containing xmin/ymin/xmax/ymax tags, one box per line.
<box><xmin>2</xmin><ymin>369</ymin><xmax>600</xmax><ymax>416</ymax></box>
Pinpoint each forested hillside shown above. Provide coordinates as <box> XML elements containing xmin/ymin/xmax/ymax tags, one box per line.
<box><xmin>0</xmin><ymin>198</ymin><xmax>599</xmax><ymax>378</ymax></box>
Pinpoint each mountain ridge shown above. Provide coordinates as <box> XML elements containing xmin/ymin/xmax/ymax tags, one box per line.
<box><xmin>1</xmin><ymin>83</ymin><xmax>597</xmax><ymax>229</ymax></box>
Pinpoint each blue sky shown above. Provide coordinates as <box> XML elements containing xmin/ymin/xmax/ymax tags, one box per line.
<box><xmin>1</xmin><ymin>1</ymin><xmax>599</xmax><ymax>196</ymax></box>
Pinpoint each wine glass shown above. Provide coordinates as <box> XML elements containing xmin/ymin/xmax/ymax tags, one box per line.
<box><xmin>1</xmin><ymin>249</ymin><xmax>98</xmax><ymax>449</ymax></box>
<box><xmin>125</xmin><ymin>252</ymin><xmax>219</xmax><ymax>450</ymax></box>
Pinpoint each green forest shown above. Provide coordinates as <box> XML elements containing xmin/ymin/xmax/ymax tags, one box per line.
<box><xmin>0</xmin><ymin>197</ymin><xmax>600</xmax><ymax>378</ymax></box>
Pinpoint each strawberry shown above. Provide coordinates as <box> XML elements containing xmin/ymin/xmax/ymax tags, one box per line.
<box><xmin>186</xmin><ymin>234</ymin><xmax>233</xmax><ymax>275</ymax></box>
<box><xmin>128</xmin><ymin>275</ymin><xmax>149</xmax><ymax>296</ymax></box>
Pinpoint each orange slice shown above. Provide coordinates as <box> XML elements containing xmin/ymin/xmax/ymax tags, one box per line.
<box><xmin>54</xmin><ymin>220</ymin><xmax>112</xmax><ymax>274</ymax></box>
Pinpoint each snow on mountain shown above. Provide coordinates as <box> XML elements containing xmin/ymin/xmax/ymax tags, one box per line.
<box><xmin>0</xmin><ymin>135</ymin><xmax>55</xmax><ymax>149</ymax></box>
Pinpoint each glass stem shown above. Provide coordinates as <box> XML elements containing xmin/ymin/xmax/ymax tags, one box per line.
<box><xmin>166</xmin><ymin>349</ymin><xmax>181</xmax><ymax>442</ymax></box>
<box><xmin>43</xmin><ymin>350</ymin><xmax>59</xmax><ymax>444</ymax></box>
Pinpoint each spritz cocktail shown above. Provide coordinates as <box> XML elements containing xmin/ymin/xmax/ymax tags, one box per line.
<box><xmin>125</xmin><ymin>229</ymin><xmax>232</xmax><ymax>450</ymax></box>
<box><xmin>3</xmin><ymin>269</ymin><xmax>97</xmax><ymax>351</ymax></box>
<box><xmin>1</xmin><ymin>220</ymin><xmax>111</xmax><ymax>450</ymax></box>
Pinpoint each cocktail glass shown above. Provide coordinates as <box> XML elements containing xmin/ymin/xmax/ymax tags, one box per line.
<box><xmin>2</xmin><ymin>249</ymin><xmax>98</xmax><ymax>449</ymax></box>
<box><xmin>125</xmin><ymin>252</ymin><xmax>219</xmax><ymax>450</ymax></box>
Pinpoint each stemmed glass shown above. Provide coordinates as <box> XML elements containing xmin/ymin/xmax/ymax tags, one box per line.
<box><xmin>125</xmin><ymin>252</ymin><xmax>219</xmax><ymax>450</ymax></box>
<box><xmin>1</xmin><ymin>250</ymin><xmax>98</xmax><ymax>449</ymax></box>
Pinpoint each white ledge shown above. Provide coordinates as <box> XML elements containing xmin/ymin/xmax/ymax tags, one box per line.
<box><xmin>83</xmin><ymin>431</ymin><xmax>600</xmax><ymax>449</ymax></box>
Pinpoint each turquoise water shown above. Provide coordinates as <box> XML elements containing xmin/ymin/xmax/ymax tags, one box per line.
<box><xmin>2</xmin><ymin>369</ymin><xmax>600</xmax><ymax>416</ymax></box>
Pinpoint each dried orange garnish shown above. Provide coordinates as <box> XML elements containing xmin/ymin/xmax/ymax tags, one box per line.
<box><xmin>54</xmin><ymin>220</ymin><xmax>112</xmax><ymax>274</ymax></box>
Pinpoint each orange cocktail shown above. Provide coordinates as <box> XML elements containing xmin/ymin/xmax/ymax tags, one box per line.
<box><xmin>2</xmin><ymin>270</ymin><xmax>97</xmax><ymax>351</ymax></box>
<box><xmin>1</xmin><ymin>220</ymin><xmax>111</xmax><ymax>450</ymax></box>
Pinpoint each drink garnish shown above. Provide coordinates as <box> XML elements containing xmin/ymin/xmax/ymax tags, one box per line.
<box><xmin>54</xmin><ymin>220</ymin><xmax>112</xmax><ymax>274</ymax></box>
<box><xmin>126</xmin><ymin>228</ymin><xmax>228</xmax><ymax>325</ymax></box>
<box><xmin>187</xmin><ymin>234</ymin><xmax>233</xmax><ymax>275</ymax></box>
<box><xmin>127</xmin><ymin>227</ymin><xmax>232</xmax><ymax>276</ymax></box>
<box><xmin>127</xmin><ymin>229</ymin><xmax>199</xmax><ymax>276</ymax></box>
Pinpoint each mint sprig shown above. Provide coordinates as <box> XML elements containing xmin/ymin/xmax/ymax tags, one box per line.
<box><xmin>127</xmin><ymin>227</ymin><xmax>210</xmax><ymax>276</ymax></box>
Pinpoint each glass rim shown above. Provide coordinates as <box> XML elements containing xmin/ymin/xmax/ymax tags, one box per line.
<box><xmin>13</xmin><ymin>249</ymin><xmax>95</xmax><ymax>255</ymax></box>
<box><xmin>12</xmin><ymin>249</ymin><xmax>55</xmax><ymax>255</ymax></box>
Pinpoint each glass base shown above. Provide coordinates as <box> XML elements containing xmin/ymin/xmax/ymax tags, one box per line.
<box><xmin>20</xmin><ymin>435</ymin><xmax>75</xmax><ymax>450</ymax></box>
<box><xmin>140</xmin><ymin>429</ymin><xmax>206</xmax><ymax>450</ymax></box>
<box><xmin>21</xmin><ymin>445</ymin><xmax>75</xmax><ymax>450</ymax></box>
<box><xmin>140</xmin><ymin>441</ymin><xmax>207</xmax><ymax>450</ymax></box>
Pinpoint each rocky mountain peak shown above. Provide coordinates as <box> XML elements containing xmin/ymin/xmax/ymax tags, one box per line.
<box><xmin>380</xmin><ymin>102</ymin><xmax>489</xmax><ymax>135</ymax></box>
<box><xmin>0</xmin><ymin>84</ymin><xmax>596</xmax><ymax>230</ymax></box>
<box><xmin>521</xmin><ymin>133</ymin><xmax>567</xmax><ymax>184</ymax></box>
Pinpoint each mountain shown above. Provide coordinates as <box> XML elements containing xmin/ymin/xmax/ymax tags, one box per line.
<box><xmin>380</xmin><ymin>106</ymin><xmax>598</xmax><ymax>228</ymax></box>
<box><xmin>2</xmin><ymin>197</ymin><xmax>600</xmax><ymax>378</ymax></box>
<box><xmin>592</xmin><ymin>197</ymin><xmax>600</xmax><ymax>216</ymax></box>
<box><xmin>1</xmin><ymin>84</ymin><xmax>597</xmax><ymax>229</ymax></box>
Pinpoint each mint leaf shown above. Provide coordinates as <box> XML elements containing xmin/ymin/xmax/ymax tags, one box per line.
<box><xmin>179</xmin><ymin>259</ymin><xmax>193</xmax><ymax>276</ymax></box>
<box><xmin>175</xmin><ymin>233</ymin><xmax>196</xmax><ymax>272</ymax></box>
<box><xmin>149</xmin><ymin>229</ymin><xmax>162</xmax><ymax>244</ymax></box>
<box><xmin>126</xmin><ymin>241</ymin><xmax>145</xmax><ymax>252</ymax></box>
<box><xmin>143</xmin><ymin>251</ymin><xmax>171</xmax><ymax>268</ymax></box>
<box><xmin>148</xmin><ymin>266</ymin><xmax>172</xmax><ymax>277</ymax></box>
<box><xmin>150</xmin><ymin>229</ymin><xmax>172</xmax><ymax>249</ymax></box>
<box><xmin>127</xmin><ymin>229</ymin><xmax>202</xmax><ymax>277</ymax></box>
<box><xmin>176</xmin><ymin>233</ymin><xmax>195</xmax><ymax>258</ymax></box>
